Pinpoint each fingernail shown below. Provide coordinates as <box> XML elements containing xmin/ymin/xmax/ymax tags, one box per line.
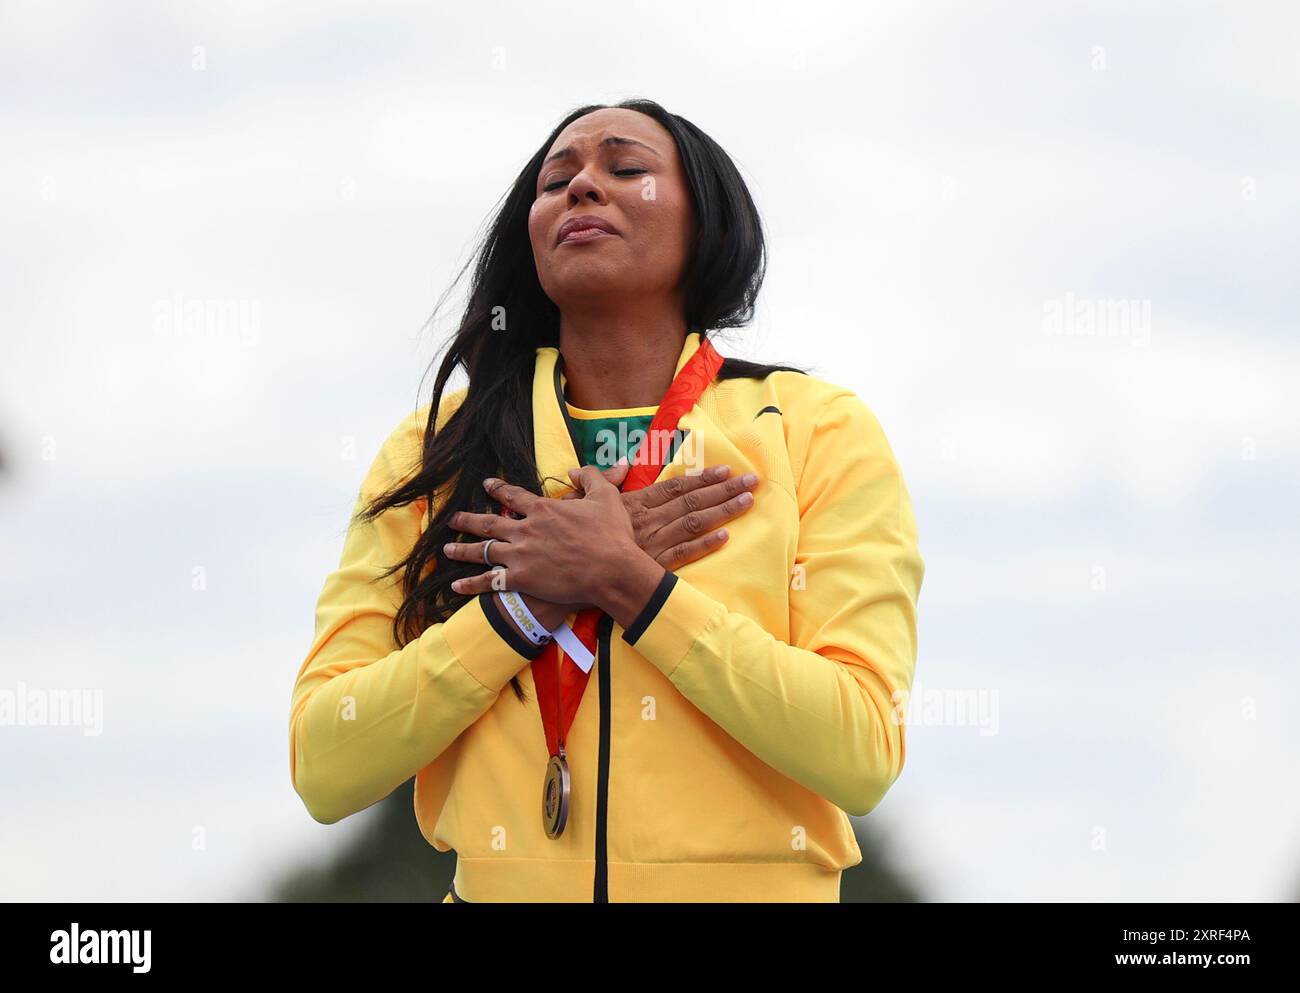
<box><xmin>483</xmin><ymin>477</ymin><xmax>498</xmax><ymax>488</ymax></box>
<box><xmin>742</xmin><ymin>473</ymin><xmax>758</xmax><ymax>486</ymax></box>
<box><xmin>443</xmin><ymin>543</ymin><xmax>454</xmax><ymax>554</ymax></box>
<box><xmin>738</xmin><ymin>492</ymin><xmax>753</xmax><ymax>507</ymax></box>
<box><xmin>711</xmin><ymin>464</ymin><xmax>730</xmax><ymax>479</ymax></box>
<box><xmin>451</xmin><ymin>579</ymin><xmax>463</xmax><ymax>590</ymax></box>
<box><xmin>717</xmin><ymin>529</ymin><xmax>728</xmax><ymax>540</ymax></box>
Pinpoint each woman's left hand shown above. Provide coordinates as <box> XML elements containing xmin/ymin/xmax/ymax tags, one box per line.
<box><xmin>442</xmin><ymin>467</ymin><xmax>654</xmax><ymax>610</ymax></box>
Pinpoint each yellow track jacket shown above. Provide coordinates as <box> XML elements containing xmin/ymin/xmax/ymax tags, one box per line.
<box><xmin>289</xmin><ymin>332</ymin><xmax>925</xmax><ymax>902</ymax></box>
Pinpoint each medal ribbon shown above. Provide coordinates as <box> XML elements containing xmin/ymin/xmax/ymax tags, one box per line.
<box><xmin>496</xmin><ymin>336</ymin><xmax>724</xmax><ymax>760</ymax></box>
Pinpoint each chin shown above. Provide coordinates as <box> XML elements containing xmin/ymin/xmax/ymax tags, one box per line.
<box><xmin>547</xmin><ymin>264</ymin><xmax>632</xmax><ymax>297</ymax></box>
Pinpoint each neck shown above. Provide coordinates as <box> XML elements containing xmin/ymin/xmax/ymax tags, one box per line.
<box><xmin>556</xmin><ymin>306</ymin><xmax>689</xmax><ymax>410</ymax></box>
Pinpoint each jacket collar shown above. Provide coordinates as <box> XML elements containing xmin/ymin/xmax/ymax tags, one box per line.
<box><xmin>532</xmin><ymin>332</ymin><xmax>706</xmax><ymax>497</ymax></box>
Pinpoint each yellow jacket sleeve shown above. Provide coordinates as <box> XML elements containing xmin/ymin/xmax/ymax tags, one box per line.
<box><xmin>620</xmin><ymin>391</ymin><xmax>924</xmax><ymax>817</ymax></box>
<box><xmin>289</xmin><ymin>404</ymin><xmax>543</xmax><ymax>825</ymax></box>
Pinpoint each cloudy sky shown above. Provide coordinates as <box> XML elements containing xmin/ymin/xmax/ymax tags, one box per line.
<box><xmin>2</xmin><ymin>0</ymin><xmax>1297</xmax><ymax>901</ymax></box>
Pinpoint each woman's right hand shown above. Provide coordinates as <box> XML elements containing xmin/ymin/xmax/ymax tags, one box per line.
<box><xmin>563</xmin><ymin>460</ymin><xmax>759</xmax><ymax>570</ymax></box>
<box><xmin>472</xmin><ymin>461</ymin><xmax>761</xmax><ymax>634</ymax></box>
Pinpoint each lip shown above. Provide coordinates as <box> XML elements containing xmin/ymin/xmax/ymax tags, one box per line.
<box><xmin>556</xmin><ymin>215</ymin><xmax>621</xmax><ymax>245</ymax></box>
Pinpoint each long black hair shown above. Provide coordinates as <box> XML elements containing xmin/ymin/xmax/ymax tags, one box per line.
<box><xmin>356</xmin><ymin>98</ymin><xmax>810</xmax><ymax>702</ymax></box>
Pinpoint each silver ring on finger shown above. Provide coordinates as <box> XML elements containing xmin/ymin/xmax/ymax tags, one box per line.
<box><xmin>481</xmin><ymin>538</ymin><xmax>499</xmax><ymax>565</ymax></box>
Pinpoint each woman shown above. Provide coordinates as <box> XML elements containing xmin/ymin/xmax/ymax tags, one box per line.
<box><xmin>289</xmin><ymin>99</ymin><xmax>925</xmax><ymax>903</ymax></box>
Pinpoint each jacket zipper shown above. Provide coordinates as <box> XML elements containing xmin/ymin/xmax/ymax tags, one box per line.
<box><xmin>593</xmin><ymin>613</ymin><xmax>613</xmax><ymax>902</ymax></box>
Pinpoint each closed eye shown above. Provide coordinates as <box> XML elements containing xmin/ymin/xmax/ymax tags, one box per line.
<box><xmin>542</xmin><ymin>168</ymin><xmax>647</xmax><ymax>193</ymax></box>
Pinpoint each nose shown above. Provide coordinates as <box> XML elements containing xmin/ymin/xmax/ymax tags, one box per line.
<box><xmin>566</xmin><ymin>166</ymin><xmax>608</xmax><ymax>206</ymax></box>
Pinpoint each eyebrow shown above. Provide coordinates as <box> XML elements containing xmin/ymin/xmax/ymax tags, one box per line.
<box><xmin>543</xmin><ymin>135</ymin><xmax>663</xmax><ymax>165</ymax></box>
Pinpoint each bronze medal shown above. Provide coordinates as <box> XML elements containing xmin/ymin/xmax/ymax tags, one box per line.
<box><xmin>542</xmin><ymin>746</ymin><xmax>571</xmax><ymax>839</ymax></box>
